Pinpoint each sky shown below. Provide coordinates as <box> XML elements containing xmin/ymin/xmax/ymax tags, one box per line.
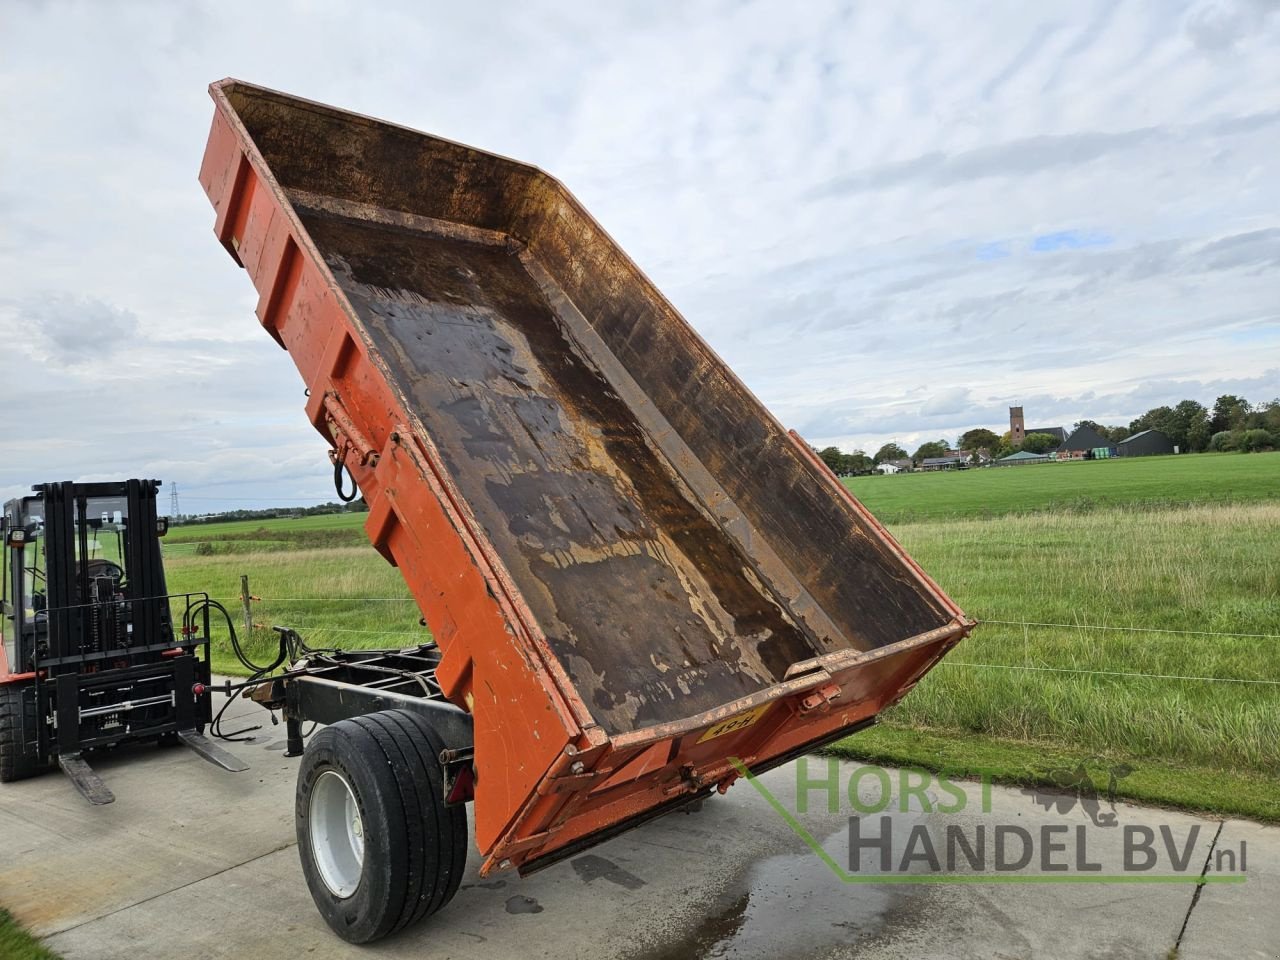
<box><xmin>1</xmin><ymin>0</ymin><xmax>1278</xmax><ymax>511</ymax></box>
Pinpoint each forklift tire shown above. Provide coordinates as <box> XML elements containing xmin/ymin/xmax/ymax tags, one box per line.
<box><xmin>0</xmin><ymin>681</ymin><xmax>42</xmax><ymax>783</ymax></box>
<box><xmin>295</xmin><ymin>709</ymin><xmax>467</xmax><ymax>943</ymax></box>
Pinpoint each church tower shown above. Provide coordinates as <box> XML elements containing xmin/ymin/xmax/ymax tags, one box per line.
<box><xmin>1010</xmin><ymin>406</ymin><xmax>1025</xmax><ymax>446</ymax></box>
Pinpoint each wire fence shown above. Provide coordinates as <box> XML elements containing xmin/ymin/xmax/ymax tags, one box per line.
<box><xmin>845</xmin><ymin>493</ymin><xmax>1275</xmax><ymax>526</ymax></box>
<box><xmin>938</xmin><ymin>661</ymin><xmax>1280</xmax><ymax>686</ymax></box>
<box><xmin>978</xmin><ymin>618</ymin><xmax>1279</xmax><ymax>640</ymax></box>
<box><xmin>212</xmin><ymin>594</ymin><xmax>1279</xmax><ymax>688</ymax></box>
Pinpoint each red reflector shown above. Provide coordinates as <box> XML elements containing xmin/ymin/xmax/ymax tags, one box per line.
<box><xmin>192</xmin><ymin>683</ymin><xmax>207</xmax><ymax>697</ymax></box>
<box><xmin>446</xmin><ymin>764</ymin><xmax>475</xmax><ymax>805</ymax></box>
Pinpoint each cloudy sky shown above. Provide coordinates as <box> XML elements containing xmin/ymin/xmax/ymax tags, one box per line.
<box><xmin>2</xmin><ymin>1</ymin><xmax>1278</xmax><ymax>511</ymax></box>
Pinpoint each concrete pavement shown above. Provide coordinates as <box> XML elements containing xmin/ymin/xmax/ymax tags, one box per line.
<box><xmin>0</xmin><ymin>688</ymin><xmax>1274</xmax><ymax>959</ymax></box>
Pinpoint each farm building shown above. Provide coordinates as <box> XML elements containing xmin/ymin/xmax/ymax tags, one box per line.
<box><xmin>1058</xmin><ymin>424</ymin><xmax>1111</xmax><ymax>453</ymax></box>
<box><xmin>877</xmin><ymin>458</ymin><xmax>913</xmax><ymax>474</ymax></box>
<box><xmin>997</xmin><ymin>450</ymin><xmax>1051</xmax><ymax>466</ymax></box>
<box><xmin>1009</xmin><ymin>406</ymin><xmax>1066</xmax><ymax>447</ymax></box>
<box><xmin>1057</xmin><ymin>424</ymin><xmax>1117</xmax><ymax>459</ymax></box>
<box><xmin>919</xmin><ymin>455</ymin><xmax>965</xmax><ymax>471</ymax></box>
<box><xmin>1118</xmin><ymin>428</ymin><xmax>1176</xmax><ymax>457</ymax></box>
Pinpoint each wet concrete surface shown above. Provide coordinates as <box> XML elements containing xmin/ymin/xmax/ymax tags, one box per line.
<box><xmin>0</xmin><ymin>688</ymin><xmax>1274</xmax><ymax>959</ymax></box>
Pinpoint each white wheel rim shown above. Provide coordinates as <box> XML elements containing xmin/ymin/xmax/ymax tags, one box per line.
<box><xmin>310</xmin><ymin>770</ymin><xmax>365</xmax><ymax>898</ymax></box>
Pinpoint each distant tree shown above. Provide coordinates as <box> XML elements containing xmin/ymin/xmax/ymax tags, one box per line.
<box><xmin>817</xmin><ymin>446</ymin><xmax>845</xmax><ymax>474</ymax></box>
<box><xmin>1073</xmin><ymin>419</ymin><xmax>1103</xmax><ymax>432</ymax></box>
<box><xmin>185</xmin><ymin>500</ymin><xmax>373</xmax><ymax>524</ymax></box>
<box><xmin>1249</xmin><ymin>398</ymin><xmax>1280</xmax><ymax>434</ymax></box>
<box><xmin>1020</xmin><ymin>432</ymin><xmax>1059</xmax><ymax>454</ymax></box>
<box><xmin>1210</xmin><ymin>430</ymin><xmax>1239</xmax><ymax>452</ymax></box>
<box><xmin>1211</xmin><ymin>395</ymin><xmax>1251</xmax><ymax>433</ymax></box>
<box><xmin>842</xmin><ymin>450</ymin><xmax>874</xmax><ymax>475</ymax></box>
<box><xmin>912</xmin><ymin>439</ymin><xmax>951</xmax><ymax>463</ymax></box>
<box><xmin>1172</xmin><ymin>400</ymin><xmax>1209</xmax><ymax>451</ymax></box>
<box><xmin>1187</xmin><ymin>411</ymin><xmax>1213</xmax><ymax>453</ymax></box>
<box><xmin>958</xmin><ymin>428</ymin><xmax>1000</xmax><ymax>453</ymax></box>
<box><xmin>1241</xmin><ymin>429</ymin><xmax>1276</xmax><ymax>453</ymax></box>
<box><xmin>1130</xmin><ymin>405</ymin><xmax>1173</xmax><ymax>436</ymax></box>
<box><xmin>990</xmin><ymin>430</ymin><xmax>1015</xmax><ymax>459</ymax></box>
<box><xmin>873</xmin><ymin>442</ymin><xmax>907</xmax><ymax>464</ymax></box>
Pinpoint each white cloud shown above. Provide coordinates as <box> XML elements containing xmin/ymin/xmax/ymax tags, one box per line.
<box><xmin>920</xmin><ymin>388</ymin><xmax>972</xmax><ymax>418</ymax></box>
<box><xmin>1</xmin><ymin>1</ymin><xmax>1278</xmax><ymax>503</ymax></box>
<box><xmin>8</xmin><ymin>295</ymin><xmax>139</xmax><ymax>365</ymax></box>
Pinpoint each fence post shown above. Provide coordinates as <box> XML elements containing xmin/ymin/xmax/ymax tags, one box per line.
<box><xmin>240</xmin><ymin>574</ymin><xmax>252</xmax><ymax>640</ymax></box>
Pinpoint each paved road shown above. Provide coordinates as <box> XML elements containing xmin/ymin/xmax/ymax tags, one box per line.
<box><xmin>0</xmin><ymin>689</ymin><xmax>1274</xmax><ymax>959</ymax></box>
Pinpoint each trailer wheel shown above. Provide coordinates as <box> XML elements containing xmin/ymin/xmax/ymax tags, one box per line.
<box><xmin>295</xmin><ymin>709</ymin><xmax>467</xmax><ymax>943</ymax></box>
<box><xmin>0</xmin><ymin>681</ymin><xmax>42</xmax><ymax>783</ymax></box>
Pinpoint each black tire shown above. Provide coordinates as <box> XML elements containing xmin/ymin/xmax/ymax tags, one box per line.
<box><xmin>0</xmin><ymin>681</ymin><xmax>43</xmax><ymax>783</ymax></box>
<box><xmin>295</xmin><ymin>709</ymin><xmax>467</xmax><ymax>943</ymax></box>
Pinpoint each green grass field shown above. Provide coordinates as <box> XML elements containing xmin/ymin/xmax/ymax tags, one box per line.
<box><xmin>848</xmin><ymin>500</ymin><xmax>1280</xmax><ymax>819</ymax></box>
<box><xmin>844</xmin><ymin>450</ymin><xmax>1279</xmax><ymax>523</ymax></box>
<box><xmin>0</xmin><ymin>909</ymin><xmax>59</xmax><ymax>960</ymax></box>
<box><xmin>158</xmin><ymin>451</ymin><xmax>1280</xmax><ymax>820</ymax></box>
<box><xmin>162</xmin><ymin>510</ymin><xmax>412</xmax><ymax>667</ymax></box>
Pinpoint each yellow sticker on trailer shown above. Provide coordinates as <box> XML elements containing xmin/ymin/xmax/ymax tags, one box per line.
<box><xmin>696</xmin><ymin>704</ymin><xmax>770</xmax><ymax>743</ymax></box>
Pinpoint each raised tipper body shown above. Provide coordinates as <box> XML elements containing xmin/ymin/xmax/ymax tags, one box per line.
<box><xmin>199</xmin><ymin>79</ymin><xmax>974</xmax><ymax>878</ymax></box>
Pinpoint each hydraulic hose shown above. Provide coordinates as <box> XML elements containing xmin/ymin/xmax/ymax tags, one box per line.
<box><xmin>188</xmin><ymin>597</ymin><xmax>291</xmax><ymax>741</ymax></box>
<box><xmin>334</xmin><ymin>459</ymin><xmax>358</xmax><ymax>503</ymax></box>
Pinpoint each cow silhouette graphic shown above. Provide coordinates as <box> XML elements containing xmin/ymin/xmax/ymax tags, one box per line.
<box><xmin>1021</xmin><ymin>760</ymin><xmax>1135</xmax><ymax>827</ymax></box>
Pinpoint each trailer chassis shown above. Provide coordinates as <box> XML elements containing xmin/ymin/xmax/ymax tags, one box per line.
<box><xmin>246</xmin><ymin>637</ymin><xmax>472</xmax><ymax>759</ymax></box>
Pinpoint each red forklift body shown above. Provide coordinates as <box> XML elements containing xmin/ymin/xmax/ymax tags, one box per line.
<box><xmin>198</xmin><ymin>80</ymin><xmax>973</xmax><ymax>874</ymax></box>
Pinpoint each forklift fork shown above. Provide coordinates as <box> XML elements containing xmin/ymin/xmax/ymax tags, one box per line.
<box><xmin>177</xmin><ymin>729</ymin><xmax>248</xmax><ymax>773</ymax></box>
<box><xmin>58</xmin><ymin>753</ymin><xmax>114</xmax><ymax>805</ymax></box>
<box><xmin>56</xmin><ymin>730</ymin><xmax>248</xmax><ymax>806</ymax></box>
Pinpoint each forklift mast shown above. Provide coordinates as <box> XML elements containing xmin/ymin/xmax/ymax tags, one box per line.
<box><xmin>3</xmin><ymin>480</ymin><xmax>172</xmax><ymax>676</ymax></box>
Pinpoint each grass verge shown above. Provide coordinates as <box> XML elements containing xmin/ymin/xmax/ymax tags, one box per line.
<box><xmin>0</xmin><ymin>909</ymin><xmax>59</xmax><ymax>960</ymax></box>
<box><xmin>827</xmin><ymin>723</ymin><xmax>1280</xmax><ymax>824</ymax></box>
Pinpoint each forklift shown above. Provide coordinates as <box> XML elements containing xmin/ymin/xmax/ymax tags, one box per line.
<box><xmin>0</xmin><ymin>479</ymin><xmax>246</xmax><ymax>803</ymax></box>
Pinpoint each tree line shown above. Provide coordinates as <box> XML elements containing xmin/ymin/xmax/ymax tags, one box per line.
<box><xmin>1082</xmin><ymin>393</ymin><xmax>1279</xmax><ymax>454</ymax></box>
<box><xmin>177</xmin><ymin>498</ymin><xmax>369</xmax><ymax>524</ymax></box>
<box><xmin>813</xmin><ymin>393</ymin><xmax>1279</xmax><ymax>474</ymax></box>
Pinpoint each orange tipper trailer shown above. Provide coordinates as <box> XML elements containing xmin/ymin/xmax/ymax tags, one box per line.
<box><xmin>199</xmin><ymin>79</ymin><xmax>974</xmax><ymax>942</ymax></box>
